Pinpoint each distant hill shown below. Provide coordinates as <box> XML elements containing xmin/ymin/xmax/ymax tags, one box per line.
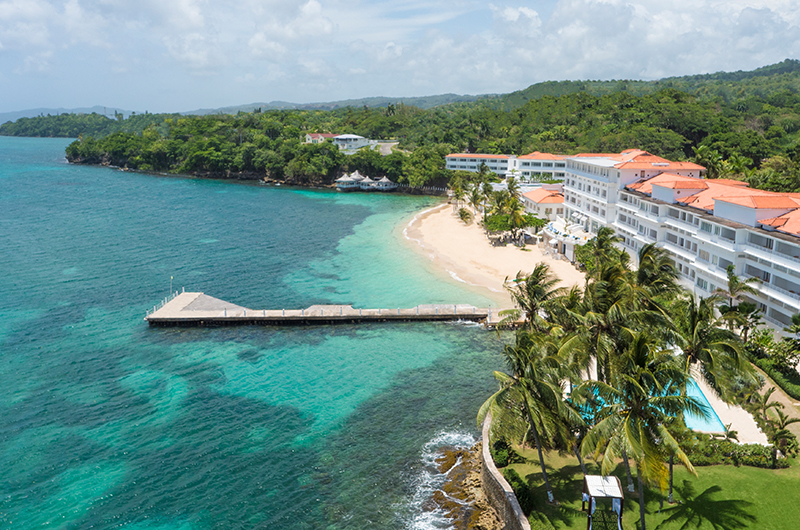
<box><xmin>491</xmin><ymin>59</ymin><xmax>800</xmax><ymax>109</ymax></box>
<box><xmin>5</xmin><ymin>60</ymin><xmax>798</xmax><ymax>123</ymax></box>
<box><xmin>0</xmin><ymin>106</ymin><xmax>134</xmax><ymax>125</ymax></box>
<box><xmin>183</xmin><ymin>93</ymin><xmax>488</xmax><ymax>115</ymax></box>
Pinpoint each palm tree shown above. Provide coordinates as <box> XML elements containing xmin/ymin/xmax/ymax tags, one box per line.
<box><xmin>469</xmin><ymin>184</ymin><xmax>483</xmax><ymax>217</ymax></box>
<box><xmin>635</xmin><ymin>243</ymin><xmax>681</xmax><ymax>300</ymax></box>
<box><xmin>671</xmin><ymin>294</ymin><xmax>749</xmax><ymax>399</ymax></box>
<box><xmin>452</xmin><ymin>185</ymin><xmax>465</xmax><ymax>212</ymax></box>
<box><xmin>691</xmin><ymin>145</ymin><xmax>723</xmax><ymax>179</ymax></box>
<box><xmin>766</xmin><ymin>409</ymin><xmax>800</xmax><ymax>467</ymax></box>
<box><xmin>578</xmin><ymin>330</ymin><xmax>703</xmax><ymax>530</ymax></box>
<box><xmin>714</xmin><ymin>264</ymin><xmax>760</xmax><ymax>330</ymax></box>
<box><xmin>503</xmin><ymin>263</ymin><xmax>566</xmax><ymax>331</ymax></box>
<box><xmin>478</xmin><ymin>331</ymin><xmax>579</xmax><ymax>504</ymax></box>
<box><xmin>506</xmin><ymin>176</ymin><xmax>521</xmax><ymax>202</ymax></box>
<box><xmin>507</xmin><ymin>197</ymin><xmax>528</xmax><ymax>243</ymax></box>
<box><xmin>752</xmin><ymin>387</ymin><xmax>783</xmax><ymax>424</ymax></box>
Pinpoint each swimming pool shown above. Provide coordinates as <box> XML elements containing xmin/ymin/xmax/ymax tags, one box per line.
<box><xmin>684</xmin><ymin>378</ymin><xmax>726</xmax><ymax>432</ymax></box>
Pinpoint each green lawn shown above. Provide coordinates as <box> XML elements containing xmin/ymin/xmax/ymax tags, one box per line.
<box><xmin>504</xmin><ymin>446</ymin><xmax>800</xmax><ymax>530</ymax></box>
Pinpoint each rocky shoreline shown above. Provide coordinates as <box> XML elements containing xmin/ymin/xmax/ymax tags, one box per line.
<box><xmin>424</xmin><ymin>443</ymin><xmax>502</xmax><ymax>530</ymax></box>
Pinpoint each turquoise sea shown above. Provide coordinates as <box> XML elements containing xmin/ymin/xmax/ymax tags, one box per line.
<box><xmin>0</xmin><ymin>137</ymin><xmax>505</xmax><ymax>529</ymax></box>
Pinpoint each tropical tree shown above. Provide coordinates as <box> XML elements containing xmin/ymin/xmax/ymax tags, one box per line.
<box><xmin>766</xmin><ymin>408</ymin><xmax>800</xmax><ymax>466</ymax></box>
<box><xmin>691</xmin><ymin>145</ymin><xmax>723</xmax><ymax>179</ymax></box>
<box><xmin>469</xmin><ymin>184</ymin><xmax>483</xmax><ymax>217</ymax></box>
<box><xmin>478</xmin><ymin>331</ymin><xmax>580</xmax><ymax>504</ymax></box>
<box><xmin>578</xmin><ymin>330</ymin><xmax>703</xmax><ymax>530</ymax></box>
<box><xmin>670</xmin><ymin>294</ymin><xmax>749</xmax><ymax>399</ymax></box>
<box><xmin>714</xmin><ymin>264</ymin><xmax>760</xmax><ymax>331</ymax></box>
<box><xmin>503</xmin><ymin>263</ymin><xmax>566</xmax><ymax>331</ymax></box>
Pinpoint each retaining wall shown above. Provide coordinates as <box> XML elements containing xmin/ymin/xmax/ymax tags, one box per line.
<box><xmin>481</xmin><ymin>413</ymin><xmax>531</xmax><ymax>530</ymax></box>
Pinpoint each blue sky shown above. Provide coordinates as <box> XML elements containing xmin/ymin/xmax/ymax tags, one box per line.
<box><xmin>0</xmin><ymin>0</ymin><xmax>798</xmax><ymax>113</ymax></box>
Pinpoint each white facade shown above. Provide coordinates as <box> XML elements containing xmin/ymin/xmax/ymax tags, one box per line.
<box><xmin>445</xmin><ymin>154</ymin><xmax>514</xmax><ymax>177</ymax></box>
<box><xmin>333</xmin><ymin>134</ymin><xmax>372</xmax><ymax>150</ymax></box>
<box><xmin>548</xmin><ymin>148</ymin><xmax>800</xmax><ymax>330</ymax></box>
<box><xmin>445</xmin><ymin>152</ymin><xmax>568</xmax><ymax>182</ymax></box>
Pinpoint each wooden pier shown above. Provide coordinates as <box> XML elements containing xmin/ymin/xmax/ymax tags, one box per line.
<box><xmin>144</xmin><ymin>292</ymin><xmax>514</xmax><ymax>328</ymax></box>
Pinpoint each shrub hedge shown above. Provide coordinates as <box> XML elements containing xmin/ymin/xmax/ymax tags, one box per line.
<box><xmin>752</xmin><ymin>358</ymin><xmax>800</xmax><ymax>401</ymax></box>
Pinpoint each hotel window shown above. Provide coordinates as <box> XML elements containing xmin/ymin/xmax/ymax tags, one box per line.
<box><xmin>700</xmin><ymin>221</ymin><xmax>712</xmax><ymax>233</ymax></box>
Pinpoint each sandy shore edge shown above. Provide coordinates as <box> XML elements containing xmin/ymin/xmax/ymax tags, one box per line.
<box><xmin>401</xmin><ymin>203</ymin><xmax>585</xmax><ymax>307</ymax></box>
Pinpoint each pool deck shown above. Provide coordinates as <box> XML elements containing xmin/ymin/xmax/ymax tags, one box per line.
<box><xmin>693</xmin><ymin>374</ymin><xmax>768</xmax><ymax>445</ymax></box>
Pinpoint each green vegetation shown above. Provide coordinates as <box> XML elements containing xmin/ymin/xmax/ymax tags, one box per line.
<box><xmin>4</xmin><ymin>60</ymin><xmax>800</xmax><ymax>189</ymax></box>
<box><xmin>492</xmin><ymin>59</ymin><xmax>800</xmax><ymax>109</ymax></box>
<box><xmin>480</xmin><ymin>228</ymin><xmax>799</xmax><ymax>530</ymax></box>
<box><xmin>746</xmin><ymin>324</ymin><xmax>800</xmax><ymax>401</ymax></box>
<box><xmin>497</xmin><ymin>448</ymin><xmax>800</xmax><ymax>530</ymax></box>
<box><xmin>0</xmin><ymin>111</ymin><xmax>179</xmax><ymax>138</ymax></box>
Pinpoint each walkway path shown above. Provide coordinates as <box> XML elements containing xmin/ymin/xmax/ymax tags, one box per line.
<box><xmin>753</xmin><ymin>365</ymin><xmax>800</xmax><ymax>439</ymax></box>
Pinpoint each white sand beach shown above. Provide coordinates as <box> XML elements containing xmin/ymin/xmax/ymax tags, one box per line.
<box><xmin>403</xmin><ymin>203</ymin><xmax>585</xmax><ymax>307</ymax></box>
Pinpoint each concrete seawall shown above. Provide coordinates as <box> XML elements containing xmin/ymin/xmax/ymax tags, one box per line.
<box><xmin>481</xmin><ymin>413</ymin><xmax>531</xmax><ymax>530</ymax></box>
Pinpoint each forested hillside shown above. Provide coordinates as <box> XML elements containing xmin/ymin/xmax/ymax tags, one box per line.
<box><xmin>493</xmin><ymin>59</ymin><xmax>800</xmax><ymax>109</ymax></box>
<box><xmin>56</xmin><ymin>86</ymin><xmax>800</xmax><ymax>190</ymax></box>
<box><xmin>4</xmin><ymin>60</ymin><xmax>800</xmax><ymax>189</ymax></box>
<box><xmin>0</xmin><ymin>112</ymin><xmax>181</xmax><ymax>138</ymax></box>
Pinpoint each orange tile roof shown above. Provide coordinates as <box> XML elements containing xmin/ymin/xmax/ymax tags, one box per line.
<box><xmin>713</xmin><ymin>179</ymin><xmax>750</xmax><ymax>187</ymax></box>
<box><xmin>446</xmin><ymin>153</ymin><xmax>510</xmax><ymax>160</ymax></box>
<box><xmin>655</xmin><ymin>179</ymin><xmax>710</xmax><ymax>190</ymax></box>
<box><xmin>627</xmin><ymin>173</ymin><xmax>702</xmax><ymax>194</ymax></box>
<box><xmin>715</xmin><ymin>196</ymin><xmax>800</xmax><ymax>209</ymax></box>
<box><xmin>523</xmin><ymin>188</ymin><xmax>564</xmax><ymax>204</ymax></box>
<box><xmin>518</xmin><ymin>151</ymin><xmax>566</xmax><ymax>160</ymax></box>
<box><xmin>760</xmin><ymin>210</ymin><xmax>800</xmax><ymax>237</ymax></box>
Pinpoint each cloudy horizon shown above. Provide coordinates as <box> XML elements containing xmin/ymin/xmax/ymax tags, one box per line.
<box><xmin>1</xmin><ymin>0</ymin><xmax>799</xmax><ymax>114</ymax></box>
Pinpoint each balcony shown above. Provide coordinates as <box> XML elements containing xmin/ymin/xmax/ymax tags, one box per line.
<box><xmin>692</xmin><ymin>230</ymin><xmax>737</xmax><ymax>252</ymax></box>
<box><xmin>743</xmin><ymin>274</ymin><xmax>800</xmax><ymax>308</ymax></box>
<box><xmin>744</xmin><ymin>242</ymin><xmax>800</xmax><ymax>269</ymax></box>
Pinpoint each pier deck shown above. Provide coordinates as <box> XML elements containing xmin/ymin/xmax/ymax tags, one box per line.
<box><xmin>144</xmin><ymin>292</ymin><xmax>514</xmax><ymax>327</ymax></box>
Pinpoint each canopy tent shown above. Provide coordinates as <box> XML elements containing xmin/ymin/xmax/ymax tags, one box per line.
<box><xmin>582</xmin><ymin>475</ymin><xmax>624</xmax><ymax>530</ymax></box>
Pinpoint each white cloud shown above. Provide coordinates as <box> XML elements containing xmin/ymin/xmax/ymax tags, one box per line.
<box><xmin>2</xmin><ymin>1</ymin><xmax>800</xmax><ymax>111</ymax></box>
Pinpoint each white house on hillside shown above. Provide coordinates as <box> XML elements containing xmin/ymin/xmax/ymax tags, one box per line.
<box><xmin>333</xmin><ymin>134</ymin><xmax>371</xmax><ymax>150</ymax></box>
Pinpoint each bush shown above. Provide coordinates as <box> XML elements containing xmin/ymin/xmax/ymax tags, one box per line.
<box><xmin>458</xmin><ymin>207</ymin><xmax>473</xmax><ymax>224</ymax></box>
<box><xmin>502</xmin><ymin>468</ymin><xmax>534</xmax><ymax>513</ymax></box>
<box><xmin>752</xmin><ymin>358</ymin><xmax>800</xmax><ymax>401</ymax></box>
<box><xmin>687</xmin><ymin>438</ymin><xmax>790</xmax><ymax>469</ymax></box>
<box><xmin>491</xmin><ymin>439</ymin><xmax>511</xmax><ymax>467</ymax></box>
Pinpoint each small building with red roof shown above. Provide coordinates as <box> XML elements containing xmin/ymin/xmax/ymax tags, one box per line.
<box><xmin>305</xmin><ymin>133</ymin><xmax>338</xmax><ymax>144</ymax></box>
<box><xmin>522</xmin><ymin>185</ymin><xmax>565</xmax><ymax>221</ymax></box>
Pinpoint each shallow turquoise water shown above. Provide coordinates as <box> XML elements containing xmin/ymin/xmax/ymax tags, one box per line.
<box><xmin>0</xmin><ymin>138</ymin><xmax>504</xmax><ymax>529</ymax></box>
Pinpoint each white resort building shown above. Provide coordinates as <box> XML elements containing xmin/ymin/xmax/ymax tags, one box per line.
<box><xmin>445</xmin><ymin>151</ymin><xmax>568</xmax><ymax>183</ymax></box>
<box><xmin>516</xmin><ymin>152</ymin><xmax>567</xmax><ymax>181</ymax></box>
<box><xmin>445</xmin><ymin>154</ymin><xmax>514</xmax><ymax>177</ymax></box>
<box><xmin>539</xmin><ymin>148</ymin><xmax>800</xmax><ymax>329</ymax></box>
<box><xmin>333</xmin><ymin>134</ymin><xmax>372</xmax><ymax>151</ymax></box>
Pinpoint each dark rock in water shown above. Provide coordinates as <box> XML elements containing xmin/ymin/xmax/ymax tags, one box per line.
<box><xmin>436</xmin><ymin>447</ymin><xmax>468</xmax><ymax>474</ymax></box>
<box><xmin>429</xmin><ymin>443</ymin><xmax>501</xmax><ymax>530</ymax></box>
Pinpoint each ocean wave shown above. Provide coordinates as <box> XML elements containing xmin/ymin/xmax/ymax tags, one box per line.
<box><xmin>446</xmin><ymin>270</ymin><xmax>466</xmax><ymax>283</ymax></box>
<box><xmin>400</xmin><ymin>430</ymin><xmax>476</xmax><ymax>530</ymax></box>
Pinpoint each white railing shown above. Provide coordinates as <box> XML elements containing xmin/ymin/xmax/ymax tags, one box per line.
<box><xmin>146</xmin><ymin>287</ymin><xmax>184</xmax><ymax>317</ymax></box>
<box><xmin>745</xmin><ymin>242</ymin><xmax>800</xmax><ymax>268</ymax></box>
